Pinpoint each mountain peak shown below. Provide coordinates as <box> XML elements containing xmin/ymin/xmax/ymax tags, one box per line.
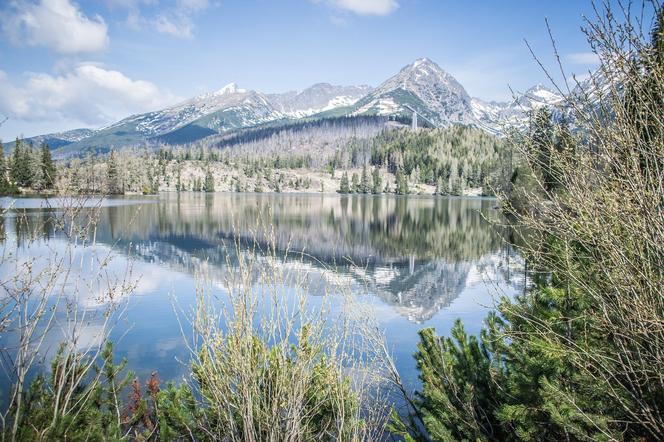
<box><xmin>350</xmin><ymin>57</ymin><xmax>473</xmax><ymax>127</ymax></box>
<box><xmin>411</xmin><ymin>57</ymin><xmax>433</xmax><ymax>68</ymax></box>
<box><xmin>214</xmin><ymin>82</ymin><xmax>246</xmax><ymax>95</ymax></box>
<box><xmin>522</xmin><ymin>84</ymin><xmax>562</xmax><ymax>105</ymax></box>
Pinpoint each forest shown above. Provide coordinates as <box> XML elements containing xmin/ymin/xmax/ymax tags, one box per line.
<box><xmin>1</xmin><ymin>122</ymin><xmax>515</xmax><ymax>197</ymax></box>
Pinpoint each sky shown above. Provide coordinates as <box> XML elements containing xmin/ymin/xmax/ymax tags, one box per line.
<box><xmin>0</xmin><ymin>0</ymin><xmax>619</xmax><ymax>140</ymax></box>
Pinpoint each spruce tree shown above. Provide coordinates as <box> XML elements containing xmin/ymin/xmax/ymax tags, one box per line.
<box><xmin>204</xmin><ymin>166</ymin><xmax>215</xmax><ymax>192</ymax></box>
<box><xmin>395</xmin><ymin>169</ymin><xmax>409</xmax><ymax>195</ymax></box>
<box><xmin>11</xmin><ymin>139</ymin><xmax>31</xmax><ymax>188</ymax></box>
<box><xmin>371</xmin><ymin>167</ymin><xmax>382</xmax><ymax>194</ymax></box>
<box><xmin>360</xmin><ymin>165</ymin><xmax>370</xmax><ymax>193</ymax></box>
<box><xmin>351</xmin><ymin>172</ymin><xmax>360</xmax><ymax>193</ymax></box>
<box><xmin>40</xmin><ymin>143</ymin><xmax>56</xmax><ymax>189</ymax></box>
<box><xmin>106</xmin><ymin>150</ymin><xmax>122</xmax><ymax>194</ymax></box>
<box><xmin>28</xmin><ymin>147</ymin><xmax>44</xmax><ymax>191</ymax></box>
<box><xmin>338</xmin><ymin>171</ymin><xmax>350</xmax><ymax>193</ymax></box>
<box><xmin>435</xmin><ymin>176</ymin><xmax>448</xmax><ymax>195</ymax></box>
<box><xmin>530</xmin><ymin>107</ymin><xmax>556</xmax><ymax>192</ymax></box>
<box><xmin>0</xmin><ymin>142</ymin><xmax>10</xmax><ymax>194</ymax></box>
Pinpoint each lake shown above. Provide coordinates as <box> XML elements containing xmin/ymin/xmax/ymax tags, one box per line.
<box><xmin>0</xmin><ymin>192</ymin><xmax>524</xmax><ymax>400</ymax></box>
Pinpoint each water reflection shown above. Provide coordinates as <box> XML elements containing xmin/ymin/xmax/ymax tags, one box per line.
<box><xmin>0</xmin><ymin>193</ymin><xmax>524</xmax><ymax>390</ymax></box>
<box><xmin>4</xmin><ymin>194</ymin><xmax>523</xmax><ymax>323</ymax></box>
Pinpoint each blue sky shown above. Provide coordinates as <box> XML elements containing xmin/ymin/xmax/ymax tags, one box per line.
<box><xmin>0</xmin><ymin>0</ymin><xmax>613</xmax><ymax>140</ymax></box>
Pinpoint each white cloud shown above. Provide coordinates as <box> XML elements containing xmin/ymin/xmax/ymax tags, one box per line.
<box><xmin>123</xmin><ymin>0</ymin><xmax>210</xmax><ymax>38</ymax></box>
<box><xmin>567</xmin><ymin>52</ymin><xmax>600</xmax><ymax>65</ymax></box>
<box><xmin>313</xmin><ymin>0</ymin><xmax>399</xmax><ymax>16</ymax></box>
<box><xmin>0</xmin><ymin>64</ymin><xmax>178</xmax><ymax>126</ymax></box>
<box><xmin>153</xmin><ymin>13</ymin><xmax>194</xmax><ymax>38</ymax></box>
<box><xmin>3</xmin><ymin>0</ymin><xmax>109</xmax><ymax>54</ymax></box>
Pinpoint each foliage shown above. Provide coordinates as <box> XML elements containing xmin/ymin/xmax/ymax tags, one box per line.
<box><xmin>371</xmin><ymin>125</ymin><xmax>512</xmax><ymax>192</ymax></box>
<box><xmin>203</xmin><ymin>165</ymin><xmax>215</xmax><ymax>192</ymax></box>
<box><xmin>395</xmin><ymin>168</ymin><xmax>409</xmax><ymax>195</ymax></box>
<box><xmin>371</xmin><ymin>166</ymin><xmax>382</xmax><ymax>194</ymax></box>
<box><xmin>395</xmin><ymin>3</ymin><xmax>664</xmax><ymax>441</ymax></box>
<box><xmin>338</xmin><ymin>171</ymin><xmax>351</xmax><ymax>193</ymax></box>
<box><xmin>0</xmin><ymin>142</ymin><xmax>19</xmax><ymax>195</ymax></box>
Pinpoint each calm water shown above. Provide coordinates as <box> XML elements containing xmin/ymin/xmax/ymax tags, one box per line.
<box><xmin>0</xmin><ymin>193</ymin><xmax>524</xmax><ymax>397</ymax></box>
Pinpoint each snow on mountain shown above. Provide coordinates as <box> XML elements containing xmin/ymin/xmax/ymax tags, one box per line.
<box><xmin>471</xmin><ymin>84</ymin><xmax>564</xmax><ymax>134</ymax></box>
<box><xmin>30</xmin><ymin>58</ymin><xmax>572</xmax><ymax>155</ymax></box>
<box><xmin>349</xmin><ymin>58</ymin><xmax>475</xmax><ymax>127</ymax></box>
<box><xmin>102</xmin><ymin>82</ymin><xmax>282</xmax><ymax>138</ymax></box>
<box><xmin>3</xmin><ymin>128</ymin><xmax>95</xmax><ymax>151</ymax></box>
<box><xmin>267</xmin><ymin>83</ymin><xmax>372</xmax><ymax>118</ymax></box>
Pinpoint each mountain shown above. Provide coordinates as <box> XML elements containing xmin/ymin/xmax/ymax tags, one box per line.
<box><xmin>267</xmin><ymin>83</ymin><xmax>372</xmax><ymax>118</ymax></box>
<box><xmin>3</xmin><ymin>128</ymin><xmax>94</xmax><ymax>151</ymax></box>
<box><xmin>11</xmin><ymin>57</ymin><xmax>569</xmax><ymax>157</ymax></box>
<box><xmin>324</xmin><ymin>58</ymin><xmax>563</xmax><ymax>132</ymax></box>
<box><xmin>341</xmin><ymin>58</ymin><xmax>476</xmax><ymax>127</ymax></box>
<box><xmin>52</xmin><ymin>82</ymin><xmax>377</xmax><ymax>156</ymax></box>
<box><xmin>55</xmin><ymin>83</ymin><xmax>289</xmax><ymax>155</ymax></box>
<box><xmin>471</xmin><ymin>84</ymin><xmax>564</xmax><ymax>134</ymax></box>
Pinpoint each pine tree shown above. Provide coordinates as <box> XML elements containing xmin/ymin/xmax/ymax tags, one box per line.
<box><xmin>106</xmin><ymin>150</ymin><xmax>122</xmax><ymax>194</ymax></box>
<box><xmin>351</xmin><ymin>172</ymin><xmax>360</xmax><ymax>193</ymax></box>
<box><xmin>28</xmin><ymin>147</ymin><xmax>44</xmax><ymax>190</ymax></box>
<box><xmin>435</xmin><ymin>176</ymin><xmax>448</xmax><ymax>195</ymax></box>
<box><xmin>338</xmin><ymin>171</ymin><xmax>350</xmax><ymax>193</ymax></box>
<box><xmin>395</xmin><ymin>168</ymin><xmax>409</xmax><ymax>195</ymax></box>
<box><xmin>40</xmin><ymin>143</ymin><xmax>56</xmax><ymax>189</ymax></box>
<box><xmin>371</xmin><ymin>167</ymin><xmax>382</xmax><ymax>194</ymax></box>
<box><xmin>0</xmin><ymin>143</ymin><xmax>12</xmax><ymax>194</ymax></box>
<box><xmin>204</xmin><ymin>166</ymin><xmax>215</xmax><ymax>192</ymax></box>
<box><xmin>451</xmin><ymin>174</ymin><xmax>464</xmax><ymax>196</ymax></box>
<box><xmin>11</xmin><ymin>139</ymin><xmax>31</xmax><ymax>188</ymax></box>
<box><xmin>360</xmin><ymin>165</ymin><xmax>370</xmax><ymax>193</ymax></box>
<box><xmin>530</xmin><ymin>107</ymin><xmax>556</xmax><ymax>192</ymax></box>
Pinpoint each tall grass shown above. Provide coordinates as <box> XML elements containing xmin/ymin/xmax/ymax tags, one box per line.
<box><xmin>180</xmin><ymin>224</ymin><xmax>392</xmax><ymax>441</ymax></box>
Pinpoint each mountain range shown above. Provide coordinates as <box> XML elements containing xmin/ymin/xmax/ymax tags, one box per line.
<box><xmin>9</xmin><ymin>58</ymin><xmax>565</xmax><ymax>156</ymax></box>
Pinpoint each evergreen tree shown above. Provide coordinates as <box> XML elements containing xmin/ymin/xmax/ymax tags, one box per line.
<box><xmin>40</xmin><ymin>143</ymin><xmax>56</xmax><ymax>189</ymax></box>
<box><xmin>360</xmin><ymin>165</ymin><xmax>370</xmax><ymax>193</ymax></box>
<box><xmin>338</xmin><ymin>171</ymin><xmax>350</xmax><ymax>193</ymax></box>
<box><xmin>204</xmin><ymin>166</ymin><xmax>215</xmax><ymax>192</ymax></box>
<box><xmin>106</xmin><ymin>150</ymin><xmax>122</xmax><ymax>194</ymax></box>
<box><xmin>371</xmin><ymin>167</ymin><xmax>382</xmax><ymax>194</ymax></box>
<box><xmin>530</xmin><ymin>107</ymin><xmax>556</xmax><ymax>192</ymax></box>
<box><xmin>395</xmin><ymin>168</ymin><xmax>409</xmax><ymax>195</ymax></box>
<box><xmin>0</xmin><ymin>143</ymin><xmax>14</xmax><ymax>194</ymax></box>
<box><xmin>434</xmin><ymin>176</ymin><xmax>448</xmax><ymax>195</ymax></box>
<box><xmin>28</xmin><ymin>147</ymin><xmax>44</xmax><ymax>191</ymax></box>
<box><xmin>351</xmin><ymin>172</ymin><xmax>360</xmax><ymax>193</ymax></box>
<box><xmin>11</xmin><ymin>139</ymin><xmax>31</xmax><ymax>188</ymax></box>
<box><xmin>450</xmin><ymin>173</ymin><xmax>464</xmax><ymax>196</ymax></box>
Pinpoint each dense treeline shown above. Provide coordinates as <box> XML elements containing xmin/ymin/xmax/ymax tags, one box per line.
<box><xmin>0</xmin><ymin>139</ymin><xmax>56</xmax><ymax>194</ymax></box>
<box><xmin>393</xmin><ymin>4</ymin><xmax>664</xmax><ymax>441</ymax></box>
<box><xmin>52</xmin><ymin>122</ymin><xmax>513</xmax><ymax>196</ymax></box>
<box><xmin>366</xmin><ymin>126</ymin><xmax>512</xmax><ymax>195</ymax></box>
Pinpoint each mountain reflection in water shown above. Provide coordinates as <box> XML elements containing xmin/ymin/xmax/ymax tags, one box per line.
<box><xmin>1</xmin><ymin>193</ymin><xmax>525</xmax><ymax>388</ymax></box>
